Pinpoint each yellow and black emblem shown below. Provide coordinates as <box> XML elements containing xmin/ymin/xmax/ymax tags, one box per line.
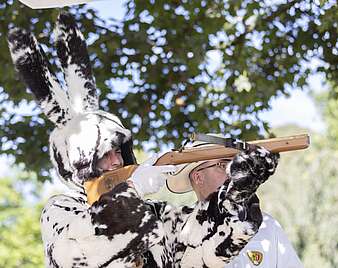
<box><xmin>247</xmin><ymin>250</ymin><xmax>263</xmax><ymax>266</ymax></box>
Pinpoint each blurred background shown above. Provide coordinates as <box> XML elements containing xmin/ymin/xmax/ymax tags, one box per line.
<box><xmin>0</xmin><ymin>0</ymin><xmax>337</xmax><ymax>267</ymax></box>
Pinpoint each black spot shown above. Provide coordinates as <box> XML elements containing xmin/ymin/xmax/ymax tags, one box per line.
<box><xmin>52</xmin><ymin>144</ymin><xmax>72</xmax><ymax>180</ymax></box>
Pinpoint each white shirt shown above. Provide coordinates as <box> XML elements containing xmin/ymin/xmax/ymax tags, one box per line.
<box><xmin>224</xmin><ymin>213</ymin><xmax>304</xmax><ymax>268</ymax></box>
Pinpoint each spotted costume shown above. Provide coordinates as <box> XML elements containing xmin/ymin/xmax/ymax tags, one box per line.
<box><xmin>8</xmin><ymin>12</ymin><xmax>278</xmax><ymax>268</ymax></box>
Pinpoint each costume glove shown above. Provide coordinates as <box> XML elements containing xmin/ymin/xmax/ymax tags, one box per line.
<box><xmin>128</xmin><ymin>155</ymin><xmax>177</xmax><ymax>197</ymax></box>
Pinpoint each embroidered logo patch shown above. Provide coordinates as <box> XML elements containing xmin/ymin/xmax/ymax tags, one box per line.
<box><xmin>247</xmin><ymin>250</ymin><xmax>263</xmax><ymax>266</ymax></box>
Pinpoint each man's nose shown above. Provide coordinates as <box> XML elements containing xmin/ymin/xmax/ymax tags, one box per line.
<box><xmin>108</xmin><ymin>151</ymin><xmax>122</xmax><ymax>165</ymax></box>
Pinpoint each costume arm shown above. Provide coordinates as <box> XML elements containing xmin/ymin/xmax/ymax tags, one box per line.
<box><xmin>183</xmin><ymin>147</ymin><xmax>279</xmax><ymax>267</ymax></box>
<box><xmin>143</xmin><ymin>199</ymin><xmax>194</xmax><ymax>266</ymax></box>
<box><xmin>201</xmin><ymin>148</ymin><xmax>278</xmax><ymax>264</ymax></box>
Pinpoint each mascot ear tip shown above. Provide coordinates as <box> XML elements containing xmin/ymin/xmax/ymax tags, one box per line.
<box><xmin>57</xmin><ymin>11</ymin><xmax>76</xmax><ymax>24</ymax></box>
<box><xmin>8</xmin><ymin>28</ymin><xmax>33</xmax><ymax>55</ymax></box>
<box><xmin>8</xmin><ymin>27</ymin><xmax>28</xmax><ymax>42</ymax></box>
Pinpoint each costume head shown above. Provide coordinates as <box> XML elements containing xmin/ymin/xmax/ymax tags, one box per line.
<box><xmin>166</xmin><ymin>134</ymin><xmax>231</xmax><ymax>193</ymax></box>
<box><xmin>8</xmin><ymin>12</ymin><xmax>136</xmax><ymax>190</ymax></box>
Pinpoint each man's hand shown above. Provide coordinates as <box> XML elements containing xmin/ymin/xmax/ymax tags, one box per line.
<box><xmin>127</xmin><ymin>155</ymin><xmax>177</xmax><ymax>197</ymax></box>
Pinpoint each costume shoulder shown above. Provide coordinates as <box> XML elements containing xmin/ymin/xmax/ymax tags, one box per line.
<box><xmin>41</xmin><ymin>192</ymin><xmax>94</xmax><ymax>242</ymax></box>
<box><xmin>42</xmin><ymin>191</ymin><xmax>164</xmax><ymax>268</ymax></box>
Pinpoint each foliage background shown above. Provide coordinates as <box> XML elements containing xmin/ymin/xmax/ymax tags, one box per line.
<box><xmin>0</xmin><ymin>0</ymin><xmax>337</xmax><ymax>267</ymax></box>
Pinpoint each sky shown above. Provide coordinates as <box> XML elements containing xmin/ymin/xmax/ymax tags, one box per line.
<box><xmin>260</xmin><ymin>75</ymin><xmax>325</xmax><ymax>132</ymax></box>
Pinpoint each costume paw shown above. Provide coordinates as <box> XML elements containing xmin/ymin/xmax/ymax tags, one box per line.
<box><xmin>227</xmin><ymin>146</ymin><xmax>279</xmax><ymax>186</ymax></box>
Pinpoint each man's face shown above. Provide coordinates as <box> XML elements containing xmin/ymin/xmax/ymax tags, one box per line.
<box><xmin>96</xmin><ymin>149</ymin><xmax>124</xmax><ymax>172</ymax></box>
<box><xmin>191</xmin><ymin>159</ymin><xmax>230</xmax><ymax>199</ymax></box>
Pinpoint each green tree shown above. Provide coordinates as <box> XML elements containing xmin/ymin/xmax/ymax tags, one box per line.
<box><xmin>0</xmin><ymin>170</ymin><xmax>44</xmax><ymax>267</ymax></box>
<box><xmin>317</xmin><ymin>84</ymin><xmax>338</xmax><ymax>148</ymax></box>
<box><xmin>0</xmin><ymin>0</ymin><xmax>337</xmax><ymax>181</ymax></box>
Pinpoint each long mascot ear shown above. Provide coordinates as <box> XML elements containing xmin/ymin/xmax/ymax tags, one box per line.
<box><xmin>55</xmin><ymin>12</ymin><xmax>99</xmax><ymax>113</ymax></box>
<box><xmin>8</xmin><ymin>28</ymin><xmax>71</xmax><ymax>126</ymax></box>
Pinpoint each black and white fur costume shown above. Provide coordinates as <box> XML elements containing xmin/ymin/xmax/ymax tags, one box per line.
<box><xmin>8</xmin><ymin>12</ymin><xmax>279</xmax><ymax>268</ymax></box>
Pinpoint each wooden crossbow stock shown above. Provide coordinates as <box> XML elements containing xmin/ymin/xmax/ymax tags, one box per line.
<box><xmin>84</xmin><ymin>134</ymin><xmax>310</xmax><ymax>205</ymax></box>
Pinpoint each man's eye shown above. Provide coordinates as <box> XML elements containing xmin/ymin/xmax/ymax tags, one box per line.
<box><xmin>116</xmin><ymin>149</ymin><xmax>122</xmax><ymax>154</ymax></box>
